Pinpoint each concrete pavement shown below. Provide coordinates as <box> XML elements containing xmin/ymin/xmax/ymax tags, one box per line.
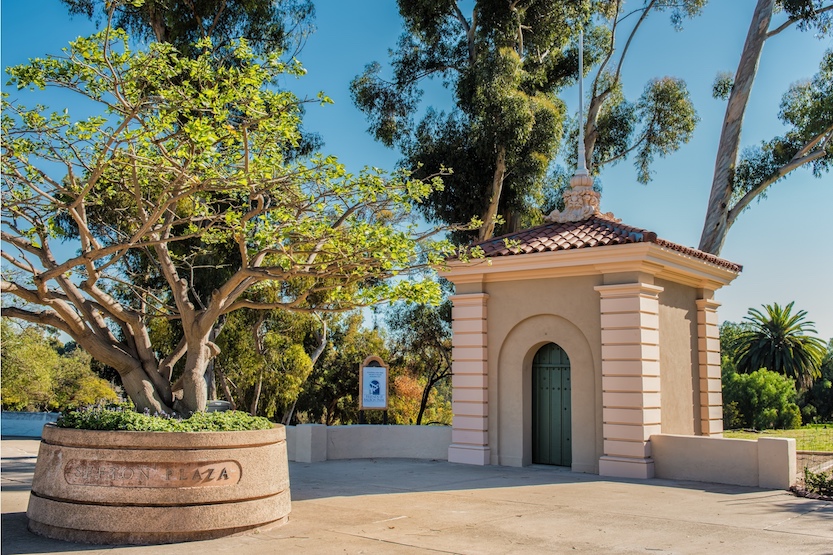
<box><xmin>2</xmin><ymin>437</ymin><xmax>832</xmax><ymax>554</ymax></box>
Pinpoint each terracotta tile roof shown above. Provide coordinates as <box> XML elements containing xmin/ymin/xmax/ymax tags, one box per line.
<box><xmin>473</xmin><ymin>214</ymin><xmax>742</xmax><ymax>272</ymax></box>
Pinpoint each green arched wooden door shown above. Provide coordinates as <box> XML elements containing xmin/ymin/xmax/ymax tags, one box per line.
<box><xmin>532</xmin><ymin>343</ymin><xmax>572</xmax><ymax>466</ymax></box>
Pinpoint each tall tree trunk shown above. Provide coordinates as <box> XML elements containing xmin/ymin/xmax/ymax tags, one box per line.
<box><xmin>699</xmin><ymin>0</ymin><xmax>774</xmax><ymax>255</ymax></box>
<box><xmin>479</xmin><ymin>145</ymin><xmax>507</xmax><ymax>241</ymax></box>
<box><xmin>416</xmin><ymin>375</ymin><xmax>434</xmax><ymax>426</ymax></box>
<box><xmin>146</xmin><ymin>3</ymin><xmax>169</xmax><ymax>43</ymax></box>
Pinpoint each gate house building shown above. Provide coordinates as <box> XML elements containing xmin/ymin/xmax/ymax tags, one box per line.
<box><xmin>441</xmin><ymin>176</ymin><xmax>741</xmax><ymax>479</ymax></box>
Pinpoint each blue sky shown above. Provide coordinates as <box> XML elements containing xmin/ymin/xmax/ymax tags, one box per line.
<box><xmin>2</xmin><ymin>0</ymin><xmax>832</xmax><ymax>340</ymax></box>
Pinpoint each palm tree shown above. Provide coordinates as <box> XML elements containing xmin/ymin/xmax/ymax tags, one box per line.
<box><xmin>734</xmin><ymin>302</ymin><xmax>826</xmax><ymax>389</ymax></box>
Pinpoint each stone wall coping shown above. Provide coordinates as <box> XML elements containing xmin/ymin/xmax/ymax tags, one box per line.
<box><xmin>41</xmin><ymin>423</ymin><xmax>284</xmax><ymax>450</ymax></box>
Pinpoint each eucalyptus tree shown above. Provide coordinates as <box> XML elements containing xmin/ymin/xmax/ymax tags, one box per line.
<box><xmin>734</xmin><ymin>302</ymin><xmax>827</xmax><ymax>389</ymax></box>
<box><xmin>1</xmin><ymin>25</ymin><xmax>460</xmax><ymax>414</ymax></box>
<box><xmin>577</xmin><ymin>0</ymin><xmax>703</xmax><ymax>182</ymax></box>
<box><xmin>351</xmin><ymin>0</ymin><xmax>617</xmax><ymax>241</ymax></box>
<box><xmin>699</xmin><ymin>0</ymin><xmax>833</xmax><ymax>255</ymax></box>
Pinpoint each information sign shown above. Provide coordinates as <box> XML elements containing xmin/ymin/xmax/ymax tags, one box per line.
<box><xmin>359</xmin><ymin>355</ymin><xmax>389</xmax><ymax>410</ymax></box>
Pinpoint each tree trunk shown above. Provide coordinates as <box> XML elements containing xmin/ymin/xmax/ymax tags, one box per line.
<box><xmin>479</xmin><ymin>145</ymin><xmax>507</xmax><ymax>241</ymax></box>
<box><xmin>699</xmin><ymin>0</ymin><xmax>774</xmax><ymax>255</ymax></box>
<box><xmin>214</xmin><ymin>363</ymin><xmax>238</xmax><ymax>411</ymax></box>
<box><xmin>177</xmin><ymin>341</ymin><xmax>214</xmax><ymax>413</ymax></box>
<box><xmin>146</xmin><ymin>3</ymin><xmax>169</xmax><ymax>43</ymax></box>
<box><xmin>250</xmin><ymin>372</ymin><xmax>263</xmax><ymax>416</ymax></box>
<box><xmin>73</xmin><ymin>331</ymin><xmax>173</xmax><ymax>414</ymax></box>
<box><xmin>119</xmin><ymin>366</ymin><xmax>174</xmax><ymax>415</ymax></box>
<box><xmin>203</xmin><ymin>323</ymin><xmax>224</xmax><ymax>400</ymax></box>
<box><xmin>416</xmin><ymin>376</ymin><xmax>434</xmax><ymax>426</ymax></box>
<box><xmin>248</xmin><ymin>315</ymin><xmax>268</xmax><ymax>416</ymax></box>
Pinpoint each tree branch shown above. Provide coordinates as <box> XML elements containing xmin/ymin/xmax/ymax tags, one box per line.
<box><xmin>727</xmin><ymin>138</ymin><xmax>831</xmax><ymax>230</ymax></box>
<box><xmin>766</xmin><ymin>4</ymin><xmax>833</xmax><ymax>38</ymax></box>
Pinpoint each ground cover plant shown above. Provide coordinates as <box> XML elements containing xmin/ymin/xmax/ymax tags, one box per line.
<box><xmin>57</xmin><ymin>404</ymin><xmax>273</xmax><ymax>432</ymax></box>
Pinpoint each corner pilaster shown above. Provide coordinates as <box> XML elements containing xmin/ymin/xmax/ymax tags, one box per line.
<box><xmin>696</xmin><ymin>298</ymin><xmax>723</xmax><ymax>436</ymax></box>
<box><xmin>595</xmin><ymin>282</ymin><xmax>663</xmax><ymax>479</ymax></box>
<box><xmin>448</xmin><ymin>293</ymin><xmax>490</xmax><ymax>465</ymax></box>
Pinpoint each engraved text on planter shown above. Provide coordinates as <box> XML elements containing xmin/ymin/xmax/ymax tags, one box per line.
<box><xmin>64</xmin><ymin>460</ymin><xmax>242</xmax><ymax>487</ymax></box>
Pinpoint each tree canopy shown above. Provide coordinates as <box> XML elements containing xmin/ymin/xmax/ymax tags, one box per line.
<box><xmin>60</xmin><ymin>0</ymin><xmax>315</xmax><ymax>58</ymax></box>
<box><xmin>351</xmin><ymin>1</ymin><xmax>715</xmax><ymax>242</ymax></box>
<box><xmin>1</xmin><ymin>26</ymin><xmax>460</xmax><ymax>415</ymax></box>
<box><xmin>351</xmin><ymin>0</ymin><xmax>610</xmax><ymax>241</ymax></box>
<box><xmin>576</xmin><ymin>0</ymin><xmax>703</xmax><ymax>183</ymax></box>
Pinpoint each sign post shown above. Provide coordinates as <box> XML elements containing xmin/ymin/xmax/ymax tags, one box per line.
<box><xmin>359</xmin><ymin>355</ymin><xmax>389</xmax><ymax>423</ymax></box>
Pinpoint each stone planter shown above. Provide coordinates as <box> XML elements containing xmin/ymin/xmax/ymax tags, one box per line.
<box><xmin>27</xmin><ymin>423</ymin><xmax>290</xmax><ymax>544</ymax></box>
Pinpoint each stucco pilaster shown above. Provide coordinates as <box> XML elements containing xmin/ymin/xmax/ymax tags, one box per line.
<box><xmin>595</xmin><ymin>282</ymin><xmax>663</xmax><ymax>479</ymax></box>
<box><xmin>696</xmin><ymin>298</ymin><xmax>723</xmax><ymax>436</ymax></box>
<box><xmin>448</xmin><ymin>293</ymin><xmax>490</xmax><ymax>465</ymax></box>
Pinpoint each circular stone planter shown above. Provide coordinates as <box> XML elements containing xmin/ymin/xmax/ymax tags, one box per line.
<box><xmin>26</xmin><ymin>423</ymin><xmax>290</xmax><ymax>545</ymax></box>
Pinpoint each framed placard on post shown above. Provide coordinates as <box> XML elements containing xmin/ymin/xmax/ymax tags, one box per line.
<box><xmin>359</xmin><ymin>355</ymin><xmax>389</xmax><ymax>410</ymax></box>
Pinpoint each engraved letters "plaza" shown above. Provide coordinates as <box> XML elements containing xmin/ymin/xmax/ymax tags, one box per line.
<box><xmin>64</xmin><ymin>460</ymin><xmax>242</xmax><ymax>488</ymax></box>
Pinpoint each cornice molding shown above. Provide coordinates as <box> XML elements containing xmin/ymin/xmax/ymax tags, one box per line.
<box><xmin>441</xmin><ymin>243</ymin><xmax>740</xmax><ymax>290</ymax></box>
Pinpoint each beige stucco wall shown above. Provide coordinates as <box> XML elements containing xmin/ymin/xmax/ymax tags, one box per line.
<box><xmin>287</xmin><ymin>425</ymin><xmax>452</xmax><ymax>462</ymax></box>
<box><xmin>478</xmin><ymin>276</ymin><xmax>604</xmax><ymax>472</ymax></box>
<box><xmin>652</xmin><ymin>434</ymin><xmax>796</xmax><ymax>489</ymax></box>
<box><xmin>655</xmin><ymin>279</ymin><xmax>700</xmax><ymax>435</ymax></box>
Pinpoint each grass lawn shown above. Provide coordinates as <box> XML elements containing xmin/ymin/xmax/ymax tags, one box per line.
<box><xmin>724</xmin><ymin>424</ymin><xmax>833</xmax><ymax>452</ymax></box>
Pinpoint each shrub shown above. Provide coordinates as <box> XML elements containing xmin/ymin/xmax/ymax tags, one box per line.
<box><xmin>803</xmin><ymin>467</ymin><xmax>833</xmax><ymax>497</ymax></box>
<box><xmin>722</xmin><ymin>368</ymin><xmax>802</xmax><ymax>430</ymax></box>
<box><xmin>799</xmin><ymin>340</ymin><xmax>833</xmax><ymax>423</ymax></box>
<box><xmin>57</xmin><ymin>405</ymin><xmax>273</xmax><ymax>432</ymax></box>
<box><xmin>1</xmin><ymin>320</ymin><xmax>117</xmax><ymax>412</ymax></box>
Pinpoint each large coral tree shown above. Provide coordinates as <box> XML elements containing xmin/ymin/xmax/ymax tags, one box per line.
<box><xmin>1</xmin><ymin>27</ymin><xmax>456</xmax><ymax>415</ymax></box>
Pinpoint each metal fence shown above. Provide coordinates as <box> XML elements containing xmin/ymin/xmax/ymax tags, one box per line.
<box><xmin>795</xmin><ymin>426</ymin><xmax>833</xmax><ymax>491</ymax></box>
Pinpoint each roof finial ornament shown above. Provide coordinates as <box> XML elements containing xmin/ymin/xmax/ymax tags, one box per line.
<box><xmin>546</xmin><ymin>30</ymin><xmax>616</xmax><ymax>224</ymax></box>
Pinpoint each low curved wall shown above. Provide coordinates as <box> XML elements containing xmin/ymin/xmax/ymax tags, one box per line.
<box><xmin>27</xmin><ymin>424</ymin><xmax>290</xmax><ymax>544</ymax></box>
<box><xmin>287</xmin><ymin>424</ymin><xmax>451</xmax><ymax>463</ymax></box>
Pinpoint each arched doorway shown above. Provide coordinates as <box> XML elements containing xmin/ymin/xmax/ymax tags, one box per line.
<box><xmin>532</xmin><ymin>343</ymin><xmax>572</xmax><ymax>466</ymax></box>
